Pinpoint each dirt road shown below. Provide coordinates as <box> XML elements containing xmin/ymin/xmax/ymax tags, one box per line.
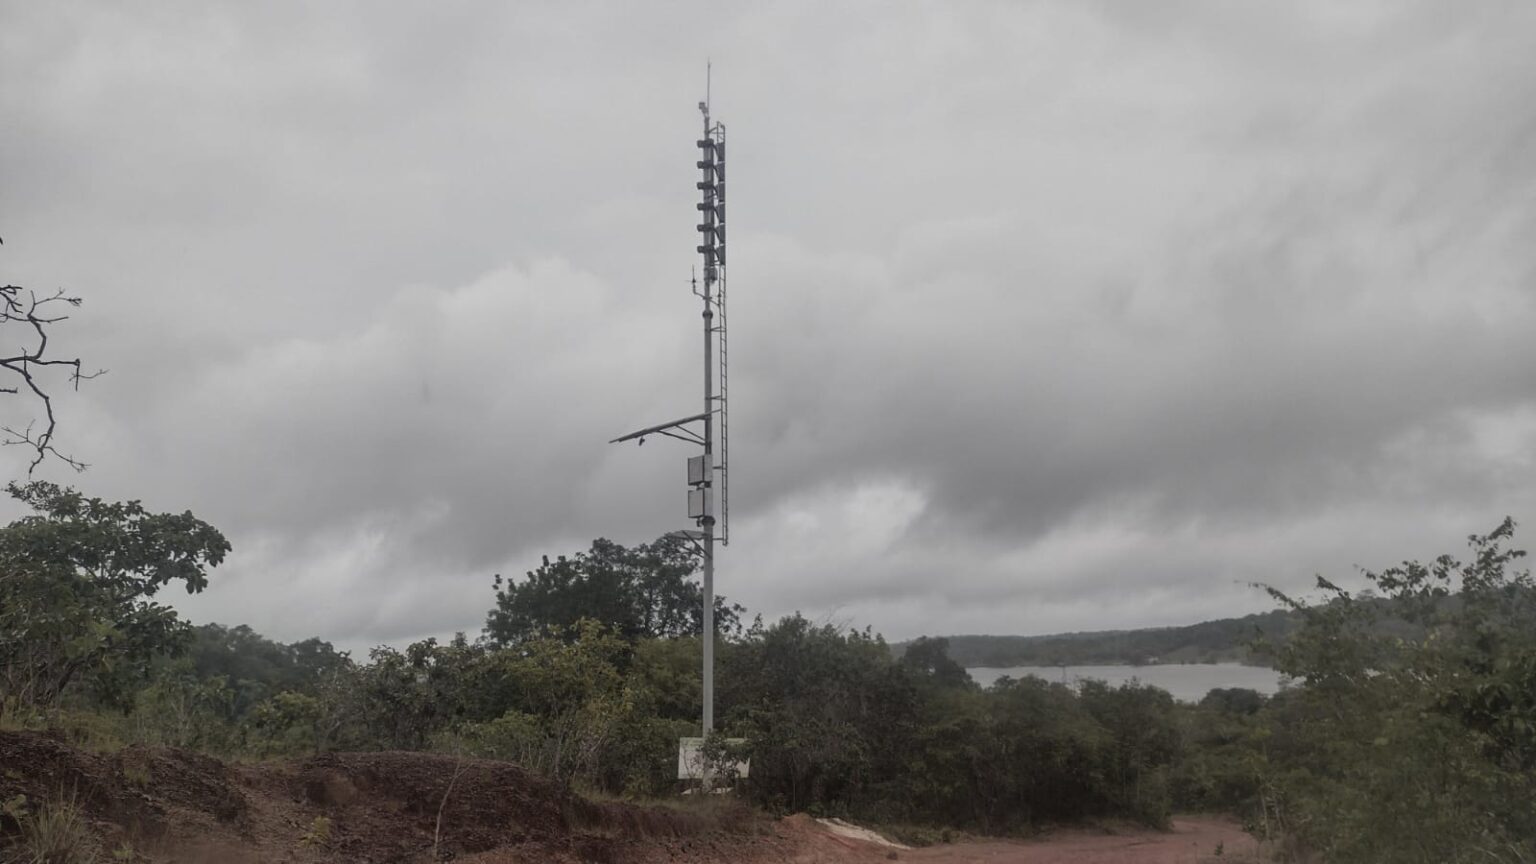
<box><xmin>908</xmin><ymin>817</ymin><xmax>1258</xmax><ymax>864</ymax></box>
<box><xmin>798</xmin><ymin>816</ymin><xmax>1261</xmax><ymax>864</ymax></box>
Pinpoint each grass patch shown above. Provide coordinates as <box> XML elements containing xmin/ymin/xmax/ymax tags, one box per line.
<box><xmin>0</xmin><ymin>706</ymin><xmax>129</xmax><ymax>755</ymax></box>
<box><xmin>875</xmin><ymin>823</ymin><xmax>952</xmax><ymax>847</ymax></box>
<box><xmin>298</xmin><ymin>815</ymin><xmax>332</xmax><ymax>848</ymax></box>
<box><xmin>569</xmin><ymin>787</ymin><xmax>765</xmax><ymax>839</ymax></box>
<box><xmin>4</xmin><ymin>793</ymin><xmax>98</xmax><ymax>864</ymax></box>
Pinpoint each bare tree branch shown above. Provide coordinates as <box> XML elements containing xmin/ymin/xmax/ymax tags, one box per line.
<box><xmin>0</xmin><ymin>277</ymin><xmax>105</xmax><ymax>474</ymax></box>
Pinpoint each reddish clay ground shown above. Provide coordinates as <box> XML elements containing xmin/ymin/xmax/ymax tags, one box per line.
<box><xmin>0</xmin><ymin>731</ymin><xmax>1262</xmax><ymax>863</ymax></box>
<box><xmin>767</xmin><ymin>814</ymin><xmax>1261</xmax><ymax>864</ymax></box>
<box><xmin>898</xmin><ymin>817</ymin><xmax>1262</xmax><ymax>863</ymax></box>
<box><xmin>0</xmin><ymin>730</ymin><xmax>773</xmax><ymax>863</ymax></box>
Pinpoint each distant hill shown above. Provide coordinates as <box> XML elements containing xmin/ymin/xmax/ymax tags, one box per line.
<box><xmin>896</xmin><ymin>609</ymin><xmax>1304</xmax><ymax>668</ymax></box>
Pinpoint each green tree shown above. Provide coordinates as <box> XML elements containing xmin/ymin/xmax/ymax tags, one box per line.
<box><xmin>969</xmin><ymin>675</ymin><xmax>1114</xmax><ymax>828</ymax></box>
<box><xmin>1077</xmin><ymin>680</ymin><xmax>1179</xmax><ymax>826</ymax></box>
<box><xmin>126</xmin><ymin>661</ymin><xmax>237</xmax><ymax>751</ymax></box>
<box><xmin>1170</xmin><ymin>689</ymin><xmax>1270</xmax><ymax>817</ymax></box>
<box><xmin>625</xmin><ymin>635</ymin><xmax>703</xmax><ymax>722</ymax></box>
<box><xmin>721</xmin><ymin>614</ymin><xmax>918</xmax><ymax>815</ymax></box>
<box><xmin>0</xmin><ymin>483</ymin><xmax>229</xmax><ymax>712</ymax></box>
<box><xmin>438</xmin><ymin>620</ymin><xmax>653</xmax><ymax>791</ymax></box>
<box><xmin>189</xmin><ymin>623</ymin><xmax>348</xmax><ymax>716</ymax></box>
<box><xmin>354</xmin><ymin>636</ymin><xmax>483</xmax><ymax>750</ymax></box>
<box><xmin>484</xmin><ymin>535</ymin><xmax>743</xmax><ymax>645</ymax></box>
<box><xmin>1261</xmin><ymin>519</ymin><xmax>1536</xmax><ymax>862</ymax></box>
<box><xmin>899</xmin><ymin>636</ymin><xmax>971</xmax><ymax>689</ymax></box>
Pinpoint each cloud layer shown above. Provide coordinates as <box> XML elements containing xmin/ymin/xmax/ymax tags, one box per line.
<box><xmin>3</xmin><ymin>1</ymin><xmax>1534</xmax><ymax>652</ymax></box>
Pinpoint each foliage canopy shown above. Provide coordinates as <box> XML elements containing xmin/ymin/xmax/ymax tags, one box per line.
<box><xmin>484</xmin><ymin>536</ymin><xmax>743</xmax><ymax>646</ymax></box>
<box><xmin>0</xmin><ymin>483</ymin><xmax>229</xmax><ymax>711</ymax></box>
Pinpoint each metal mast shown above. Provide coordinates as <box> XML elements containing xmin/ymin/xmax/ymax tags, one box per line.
<box><xmin>610</xmin><ymin>86</ymin><xmax>728</xmax><ymax>738</ymax></box>
<box><xmin>698</xmin><ymin>93</ymin><xmax>727</xmax><ymax>732</ymax></box>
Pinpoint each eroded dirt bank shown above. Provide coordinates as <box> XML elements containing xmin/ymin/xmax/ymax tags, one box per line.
<box><xmin>1</xmin><ymin>730</ymin><xmax>785</xmax><ymax>863</ymax></box>
<box><xmin>1</xmin><ymin>730</ymin><xmax>1259</xmax><ymax>863</ymax></box>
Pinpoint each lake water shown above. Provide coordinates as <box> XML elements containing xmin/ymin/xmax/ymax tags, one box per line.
<box><xmin>965</xmin><ymin>663</ymin><xmax>1288</xmax><ymax>703</ymax></box>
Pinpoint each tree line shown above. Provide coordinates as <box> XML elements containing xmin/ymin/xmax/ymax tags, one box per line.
<box><xmin>914</xmin><ymin>611</ymin><xmax>1304</xmax><ymax>668</ymax></box>
<box><xmin>2</xmin><ymin>483</ymin><xmax>1533</xmax><ymax>860</ymax></box>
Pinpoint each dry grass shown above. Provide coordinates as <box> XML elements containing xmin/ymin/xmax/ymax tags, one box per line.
<box><xmin>567</xmin><ymin>787</ymin><xmax>765</xmax><ymax>840</ymax></box>
<box><xmin>5</xmin><ymin>794</ymin><xmax>99</xmax><ymax>864</ymax></box>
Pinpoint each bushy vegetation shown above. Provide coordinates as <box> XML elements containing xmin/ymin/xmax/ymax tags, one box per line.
<box><xmin>485</xmin><ymin>536</ymin><xmax>744</xmax><ymax>646</ymax></box>
<box><xmin>0</xmin><ymin>482</ymin><xmax>229</xmax><ymax>717</ymax></box>
<box><xmin>3</xmin><ymin>483</ymin><xmax>1533</xmax><ymax>860</ymax></box>
<box><xmin>1252</xmin><ymin>520</ymin><xmax>1535</xmax><ymax>862</ymax></box>
<box><xmin>1171</xmin><ymin>520</ymin><xmax>1536</xmax><ymax>862</ymax></box>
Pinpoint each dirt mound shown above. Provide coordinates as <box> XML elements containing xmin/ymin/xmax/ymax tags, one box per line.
<box><xmin>0</xmin><ymin>729</ymin><xmax>246</xmax><ymax>849</ymax></box>
<box><xmin>2</xmin><ymin>732</ymin><xmax>1262</xmax><ymax>863</ymax></box>
<box><xmin>0</xmin><ymin>731</ymin><xmax>796</xmax><ymax>863</ymax></box>
<box><xmin>288</xmin><ymin>751</ymin><xmax>564</xmax><ymax>860</ymax></box>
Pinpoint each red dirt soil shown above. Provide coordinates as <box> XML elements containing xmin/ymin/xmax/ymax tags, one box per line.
<box><xmin>763</xmin><ymin>814</ymin><xmax>1261</xmax><ymax>864</ymax></box>
<box><xmin>0</xmin><ymin>730</ymin><xmax>1262</xmax><ymax>863</ymax></box>
<box><xmin>896</xmin><ymin>817</ymin><xmax>1263</xmax><ymax>863</ymax></box>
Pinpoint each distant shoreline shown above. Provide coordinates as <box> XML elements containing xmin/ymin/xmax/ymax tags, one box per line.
<box><xmin>893</xmin><ymin>609</ymin><xmax>1299</xmax><ymax>669</ymax></box>
<box><xmin>964</xmin><ymin>661</ymin><xmax>1289</xmax><ymax>701</ymax></box>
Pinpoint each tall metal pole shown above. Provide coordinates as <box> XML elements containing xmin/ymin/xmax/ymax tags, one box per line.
<box><xmin>611</xmin><ymin>89</ymin><xmax>726</xmax><ymax>755</ymax></box>
<box><xmin>701</xmin><ymin>272</ymin><xmax>715</xmax><ymax>735</ymax></box>
<box><xmin>699</xmin><ymin>103</ymin><xmax>717</xmax><ymax>736</ymax></box>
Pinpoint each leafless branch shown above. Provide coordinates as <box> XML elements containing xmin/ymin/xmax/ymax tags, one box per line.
<box><xmin>0</xmin><ymin>282</ymin><xmax>104</xmax><ymax>474</ymax></box>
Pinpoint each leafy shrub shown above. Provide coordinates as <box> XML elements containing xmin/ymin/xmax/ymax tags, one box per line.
<box><xmin>1255</xmin><ymin>520</ymin><xmax>1536</xmax><ymax>862</ymax></box>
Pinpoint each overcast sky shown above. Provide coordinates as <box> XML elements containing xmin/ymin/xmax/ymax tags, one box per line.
<box><xmin>3</xmin><ymin>1</ymin><xmax>1534</xmax><ymax>655</ymax></box>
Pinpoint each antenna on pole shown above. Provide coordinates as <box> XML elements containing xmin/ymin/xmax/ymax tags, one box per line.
<box><xmin>610</xmin><ymin>75</ymin><xmax>730</xmax><ymax>753</ymax></box>
<box><xmin>697</xmin><ymin>78</ymin><xmax>728</xmax><ymax>545</ymax></box>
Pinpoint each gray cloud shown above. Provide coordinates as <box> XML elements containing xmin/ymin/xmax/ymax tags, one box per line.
<box><xmin>2</xmin><ymin>1</ymin><xmax>1534</xmax><ymax>652</ymax></box>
